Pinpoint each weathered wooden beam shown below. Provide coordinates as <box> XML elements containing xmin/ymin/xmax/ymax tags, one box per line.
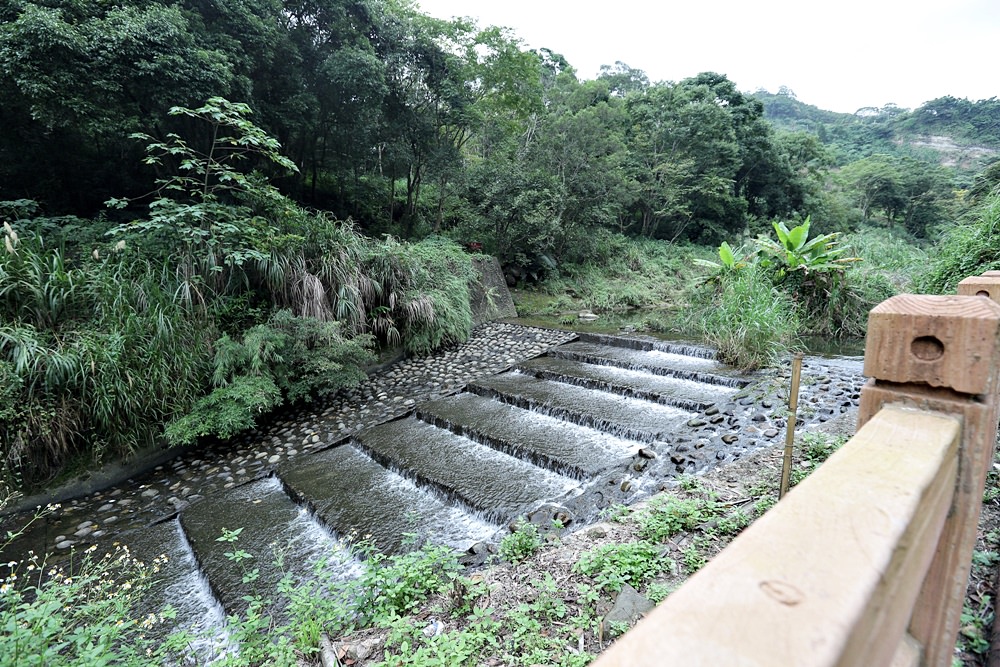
<box><xmin>590</xmin><ymin>406</ymin><xmax>960</xmax><ymax>667</ymax></box>
<box><xmin>859</xmin><ymin>293</ymin><xmax>1000</xmax><ymax>667</ymax></box>
<box><xmin>967</xmin><ymin>272</ymin><xmax>1000</xmax><ymax>667</ymax></box>
<box><xmin>861</xmin><ymin>294</ymin><xmax>1000</xmax><ymax>396</ymax></box>
<box><xmin>890</xmin><ymin>634</ymin><xmax>922</xmax><ymax>667</ymax></box>
<box><xmin>957</xmin><ymin>275</ymin><xmax>1000</xmax><ymax>303</ymax></box>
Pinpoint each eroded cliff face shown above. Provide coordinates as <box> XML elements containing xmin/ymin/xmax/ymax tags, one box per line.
<box><xmin>901</xmin><ymin>134</ymin><xmax>999</xmax><ymax>169</ymax></box>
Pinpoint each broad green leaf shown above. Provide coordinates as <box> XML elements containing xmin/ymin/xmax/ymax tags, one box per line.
<box><xmin>718</xmin><ymin>241</ymin><xmax>736</xmax><ymax>268</ymax></box>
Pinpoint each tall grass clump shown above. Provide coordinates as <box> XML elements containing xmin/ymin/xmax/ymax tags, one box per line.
<box><xmin>693</xmin><ymin>264</ymin><xmax>800</xmax><ymax>371</ymax></box>
<box><xmin>393</xmin><ymin>237</ymin><xmax>478</xmax><ymax>355</ymax></box>
<box><xmin>919</xmin><ymin>191</ymin><xmax>1000</xmax><ymax>294</ymax></box>
<box><xmin>777</xmin><ymin>268</ymin><xmax>893</xmax><ymax>339</ymax></box>
<box><xmin>843</xmin><ymin>227</ymin><xmax>928</xmax><ymax>292</ymax></box>
<box><xmin>0</xmin><ymin>222</ymin><xmax>209</xmax><ymax>490</ymax></box>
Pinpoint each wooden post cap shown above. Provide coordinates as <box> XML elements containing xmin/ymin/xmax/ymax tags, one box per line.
<box><xmin>863</xmin><ymin>294</ymin><xmax>1000</xmax><ymax>395</ymax></box>
<box><xmin>981</xmin><ymin>270</ymin><xmax>1000</xmax><ymax>277</ymax></box>
<box><xmin>957</xmin><ymin>276</ymin><xmax>1000</xmax><ymax>303</ymax></box>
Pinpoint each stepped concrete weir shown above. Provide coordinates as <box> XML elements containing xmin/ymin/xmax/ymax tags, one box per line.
<box><xmin>0</xmin><ymin>323</ymin><xmax>866</xmax><ymax>645</ymax></box>
<box><xmin>163</xmin><ymin>332</ymin><xmax>789</xmax><ymax>619</ymax></box>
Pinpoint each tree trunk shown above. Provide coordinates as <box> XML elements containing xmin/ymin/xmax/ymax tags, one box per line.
<box><xmin>387</xmin><ymin>160</ymin><xmax>396</xmax><ymax>227</ymax></box>
<box><xmin>435</xmin><ymin>173</ymin><xmax>447</xmax><ymax>232</ymax></box>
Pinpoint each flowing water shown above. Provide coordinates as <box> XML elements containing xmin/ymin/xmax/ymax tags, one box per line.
<box><xmin>468</xmin><ymin>372</ymin><xmax>698</xmax><ymax>443</ymax></box>
<box><xmin>179</xmin><ymin>476</ymin><xmax>359</xmax><ymax>616</ymax></box>
<box><xmin>279</xmin><ymin>444</ymin><xmax>499</xmax><ymax>555</ymax></box>
<box><xmin>416</xmin><ymin>393</ymin><xmax>641</xmax><ymax>479</ymax></box>
<box><xmin>3</xmin><ymin>330</ymin><xmax>778</xmax><ymax>652</ymax></box>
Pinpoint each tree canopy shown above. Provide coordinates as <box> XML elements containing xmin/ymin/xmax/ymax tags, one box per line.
<box><xmin>1</xmin><ymin>0</ymin><xmax>993</xmax><ymax>266</ymax></box>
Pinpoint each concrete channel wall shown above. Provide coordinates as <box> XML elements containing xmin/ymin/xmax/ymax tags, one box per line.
<box><xmin>471</xmin><ymin>256</ymin><xmax>518</xmax><ymax>326</ymax></box>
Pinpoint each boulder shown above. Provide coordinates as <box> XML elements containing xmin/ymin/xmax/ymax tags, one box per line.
<box><xmin>601</xmin><ymin>584</ymin><xmax>655</xmax><ymax>637</ymax></box>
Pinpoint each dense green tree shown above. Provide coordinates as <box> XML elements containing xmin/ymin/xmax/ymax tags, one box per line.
<box><xmin>624</xmin><ymin>75</ymin><xmax>745</xmax><ymax>242</ymax></box>
<box><xmin>422</xmin><ymin>21</ymin><xmax>542</xmax><ymax>232</ymax></box>
<box><xmin>839</xmin><ymin>155</ymin><xmax>904</xmax><ymax>221</ymax></box>
<box><xmin>0</xmin><ymin>1</ymin><xmax>236</xmax><ymax>212</ymax></box>
<box><xmin>683</xmin><ymin>74</ymin><xmax>800</xmax><ymax>224</ymax></box>
<box><xmin>839</xmin><ymin>154</ymin><xmax>955</xmax><ymax>235</ymax></box>
<box><xmin>597</xmin><ymin>61</ymin><xmax>650</xmax><ymax>97</ymax></box>
<box><xmin>623</xmin><ymin>84</ymin><xmax>701</xmax><ymax>239</ymax></box>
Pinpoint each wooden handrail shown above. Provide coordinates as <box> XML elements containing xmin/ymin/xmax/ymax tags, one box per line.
<box><xmin>592</xmin><ymin>406</ymin><xmax>959</xmax><ymax>667</ymax></box>
<box><xmin>591</xmin><ymin>290</ymin><xmax>1000</xmax><ymax>667</ymax></box>
<box><xmin>862</xmin><ymin>295</ymin><xmax>1000</xmax><ymax>665</ymax></box>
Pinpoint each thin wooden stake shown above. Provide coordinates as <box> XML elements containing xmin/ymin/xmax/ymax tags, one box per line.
<box><xmin>779</xmin><ymin>353</ymin><xmax>804</xmax><ymax>499</ymax></box>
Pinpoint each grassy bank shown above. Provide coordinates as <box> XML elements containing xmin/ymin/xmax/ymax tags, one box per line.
<box><xmin>0</xmin><ymin>103</ymin><xmax>486</xmax><ymax>494</ymax></box>
<box><xmin>513</xmin><ymin>226</ymin><xmax>927</xmax><ymax>369</ymax></box>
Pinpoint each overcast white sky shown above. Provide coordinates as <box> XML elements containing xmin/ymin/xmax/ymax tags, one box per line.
<box><xmin>415</xmin><ymin>0</ymin><xmax>999</xmax><ymax>114</ymax></box>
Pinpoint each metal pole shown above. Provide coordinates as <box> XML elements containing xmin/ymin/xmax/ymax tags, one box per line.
<box><xmin>779</xmin><ymin>353</ymin><xmax>804</xmax><ymax>499</ymax></box>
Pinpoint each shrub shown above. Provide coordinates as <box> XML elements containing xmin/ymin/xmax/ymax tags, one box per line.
<box><xmin>0</xmin><ymin>104</ymin><xmax>483</xmax><ymax>487</ymax></box>
<box><xmin>780</xmin><ymin>268</ymin><xmax>894</xmax><ymax>339</ymax></box>
<box><xmin>164</xmin><ymin>310</ymin><xmax>373</xmax><ymax>445</ymax></box>
<box><xmin>0</xmin><ymin>223</ymin><xmax>209</xmax><ymax>486</ymax></box>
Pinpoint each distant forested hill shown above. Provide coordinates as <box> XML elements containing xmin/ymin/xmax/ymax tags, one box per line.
<box><xmin>753</xmin><ymin>89</ymin><xmax>1000</xmax><ymax>176</ymax></box>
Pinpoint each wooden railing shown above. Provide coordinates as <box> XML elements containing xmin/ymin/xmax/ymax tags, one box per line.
<box><xmin>592</xmin><ymin>278</ymin><xmax>1000</xmax><ymax>667</ymax></box>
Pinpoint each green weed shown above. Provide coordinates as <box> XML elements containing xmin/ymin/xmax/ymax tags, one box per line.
<box><xmin>753</xmin><ymin>495</ymin><xmax>778</xmax><ymax>516</ymax></box>
<box><xmin>958</xmin><ymin>596</ymin><xmax>994</xmax><ymax>656</ymax></box>
<box><xmin>645</xmin><ymin>582</ymin><xmax>674</xmax><ymax>604</ymax></box>
<box><xmin>573</xmin><ymin>541</ymin><xmax>671</xmax><ymax>592</ymax></box>
<box><xmin>789</xmin><ymin>433</ymin><xmax>847</xmax><ymax>487</ymax></box>
<box><xmin>715</xmin><ymin>510</ymin><xmax>752</xmax><ymax>536</ymax></box>
<box><xmin>1</xmin><ymin>523</ymin><xmax>175</xmax><ymax>665</ymax></box>
<box><xmin>498</xmin><ymin>521</ymin><xmax>543</xmax><ymax>563</ymax></box>
<box><xmin>636</xmin><ymin>495</ymin><xmax>722</xmax><ymax>542</ymax></box>
<box><xmin>600</xmin><ymin>503</ymin><xmax>632</xmax><ymax>523</ymax></box>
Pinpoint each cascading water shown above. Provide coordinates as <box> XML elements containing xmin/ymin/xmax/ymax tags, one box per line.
<box><xmin>468</xmin><ymin>371</ymin><xmax>699</xmax><ymax>442</ymax></box>
<box><xmin>2</xmin><ymin>329</ymin><xmax>809</xmax><ymax>662</ymax></box>
<box><xmin>353</xmin><ymin>417</ymin><xmax>581</xmax><ymax>525</ymax></box>
<box><xmin>416</xmin><ymin>393</ymin><xmax>643</xmax><ymax>479</ymax></box>
<box><xmin>278</xmin><ymin>443</ymin><xmax>501</xmax><ymax>555</ymax></box>
<box><xmin>576</xmin><ymin>332</ymin><xmax>719</xmax><ymax>359</ymax></box>
<box><xmin>517</xmin><ymin>356</ymin><xmax>740</xmax><ymax>410</ymax></box>
<box><xmin>179</xmin><ymin>476</ymin><xmax>359</xmax><ymax>616</ymax></box>
<box><xmin>548</xmin><ymin>341</ymin><xmax>749</xmax><ymax>388</ymax></box>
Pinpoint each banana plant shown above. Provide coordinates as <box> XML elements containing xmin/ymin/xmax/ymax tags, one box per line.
<box><xmin>694</xmin><ymin>241</ymin><xmax>753</xmax><ymax>285</ymax></box>
<box><xmin>758</xmin><ymin>216</ymin><xmax>860</xmax><ymax>277</ymax></box>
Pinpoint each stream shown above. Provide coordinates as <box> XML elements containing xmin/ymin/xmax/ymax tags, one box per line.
<box><xmin>0</xmin><ymin>322</ymin><xmax>865</xmax><ymax>651</ymax></box>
